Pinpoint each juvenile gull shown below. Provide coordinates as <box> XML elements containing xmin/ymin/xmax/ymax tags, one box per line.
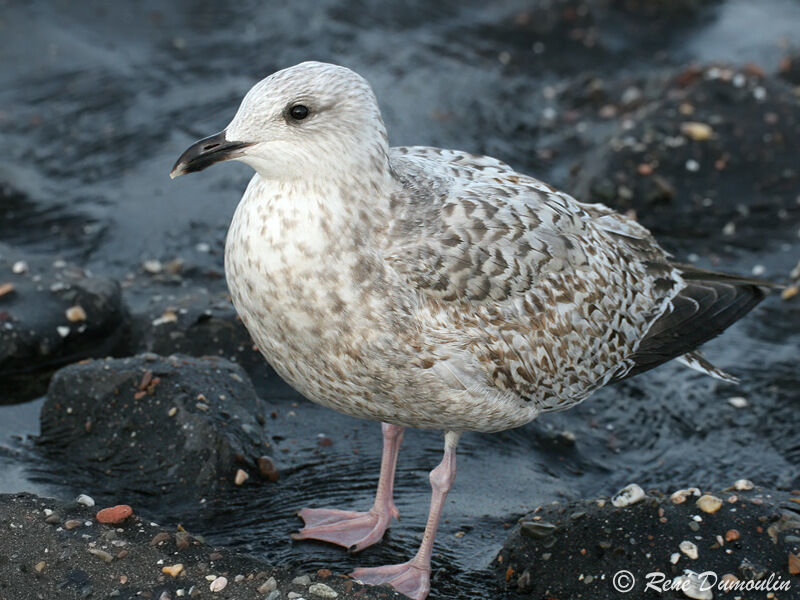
<box><xmin>171</xmin><ymin>61</ymin><xmax>767</xmax><ymax>600</ymax></box>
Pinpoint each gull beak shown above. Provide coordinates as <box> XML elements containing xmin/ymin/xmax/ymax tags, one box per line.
<box><xmin>170</xmin><ymin>130</ymin><xmax>254</xmax><ymax>179</ymax></box>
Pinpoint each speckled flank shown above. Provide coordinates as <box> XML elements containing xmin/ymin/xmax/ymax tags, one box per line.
<box><xmin>220</xmin><ymin>62</ymin><xmax>750</xmax><ymax>434</ymax></box>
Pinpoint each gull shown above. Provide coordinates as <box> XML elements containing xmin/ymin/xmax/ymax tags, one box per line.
<box><xmin>171</xmin><ymin>61</ymin><xmax>767</xmax><ymax>600</ymax></box>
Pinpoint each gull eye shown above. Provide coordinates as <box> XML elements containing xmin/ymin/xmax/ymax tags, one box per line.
<box><xmin>289</xmin><ymin>104</ymin><xmax>310</xmax><ymax>120</ymax></box>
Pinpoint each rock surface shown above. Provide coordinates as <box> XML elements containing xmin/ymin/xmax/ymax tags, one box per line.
<box><xmin>0</xmin><ymin>492</ymin><xmax>400</xmax><ymax>600</ymax></box>
<box><xmin>496</xmin><ymin>484</ymin><xmax>800</xmax><ymax>599</ymax></box>
<box><xmin>131</xmin><ymin>289</ymin><xmax>268</xmax><ymax>380</ymax></box>
<box><xmin>0</xmin><ymin>244</ymin><xmax>131</xmax><ymax>402</ymax></box>
<box><xmin>38</xmin><ymin>355</ymin><xmax>274</xmax><ymax>505</ymax></box>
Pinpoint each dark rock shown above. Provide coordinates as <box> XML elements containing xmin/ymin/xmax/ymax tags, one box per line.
<box><xmin>0</xmin><ymin>243</ymin><xmax>132</xmax><ymax>403</ymax></box>
<box><xmin>0</xmin><ymin>492</ymin><xmax>401</xmax><ymax>600</ymax></box>
<box><xmin>496</xmin><ymin>485</ymin><xmax>800</xmax><ymax>599</ymax></box>
<box><xmin>132</xmin><ymin>290</ymin><xmax>269</xmax><ymax>381</ymax></box>
<box><xmin>37</xmin><ymin>355</ymin><xmax>274</xmax><ymax>505</ymax></box>
<box><xmin>570</xmin><ymin>65</ymin><xmax>800</xmax><ymax>254</ymax></box>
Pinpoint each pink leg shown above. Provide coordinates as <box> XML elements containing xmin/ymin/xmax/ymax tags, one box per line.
<box><xmin>292</xmin><ymin>423</ymin><xmax>404</xmax><ymax>552</ymax></box>
<box><xmin>351</xmin><ymin>431</ymin><xmax>460</xmax><ymax>600</ymax></box>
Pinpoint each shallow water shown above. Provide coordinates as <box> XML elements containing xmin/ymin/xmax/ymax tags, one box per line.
<box><xmin>1</xmin><ymin>1</ymin><xmax>799</xmax><ymax>598</ymax></box>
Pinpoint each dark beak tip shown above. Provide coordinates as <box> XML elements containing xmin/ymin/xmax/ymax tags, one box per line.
<box><xmin>170</xmin><ymin>130</ymin><xmax>248</xmax><ymax>180</ymax></box>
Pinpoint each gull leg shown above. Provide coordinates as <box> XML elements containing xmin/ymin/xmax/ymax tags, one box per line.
<box><xmin>351</xmin><ymin>431</ymin><xmax>460</xmax><ymax>600</ymax></box>
<box><xmin>292</xmin><ymin>423</ymin><xmax>404</xmax><ymax>552</ymax></box>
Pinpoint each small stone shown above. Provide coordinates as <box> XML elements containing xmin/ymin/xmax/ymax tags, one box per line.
<box><xmin>612</xmin><ymin>483</ymin><xmax>645</xmax><ymax>507</ymax></box>
<box><xmin>672</xmin><ymin>570</ymin><xmax>712</xmax><ymax>599</ymax></box>
<box><xmin>12</xmin><ymin>260</ymin><xmax>28</xmax><ymax>274</ymax></box>
<box><xmin>670</xmin><ymin>553</ymin><xmax>680</xmax><ymax>564</ymax></box>
<box><xmin>97</xmin><ymin>505</ymin><xmax>133</xmax><ymax>524</ymax></box>
<box><xmin>309</xmin><ymin>582</ymin><xmax>338</xmax><ymax>598</ymax></box>
<box><xmin>680</xmin><ymin>121</ymin><xmax>713</xmax><ymax>141</ymax></box>
<box><xmin>782</xmin><ymin>286</ymin><xmax>798</xmax><ymax>301</ymax></box>
<box><xmin>163</xmin><ymin>564</ymin><xmax>184</xmax><ymax>578</ymax></box>
<box><xmin>258</xmin><ymin>577</ymin><xmax>278</xmax><ymax>594</ymax></box>
<box><xmin>65</xmin><ymin>305</ymin><xmax>87</xmax><ymax>322</ymax></box>
<box><xmin>168</xmin><ymin>407</ymin><xmax>178</xmax><ymax>417</ymax></box>
<box><xmin>685</xmin><ymin>159</ymin><xmax>700</xmax><ymax>172</ymax></box>
<box><xmin>696</xmin><ymin>495</ymin><xmax>723</xmax><ymax>514</ymax></box>
<box><xmin>76</xmin><ymin>494</ymin><xmax>95</xmax><ymax>507</ymax></box>
<box><xmin>209</xmin><ymin>552</ymin><xmax>223</xmax><ymax>561</ymax></box>
<box><xmin>679</xmin><ymin>540</ymin><xmax>699</xmax><ymax>560</ymax></box>
<box><xmin>150</xmin><ymin>532</ymin><xmax>171</xmax><ymax>546</ymax></box>
<box><xmin>734</xmin><ymin>479</ymin><xmax>754</xmax><ymax>491</ymax></box>
<box><xmin>152</xmin><ymin>310</ymin><xmax>178</xmax><ymax>326</ymax></box>
<box><xmin>57</xmin><ymin>326</ymin><xmax>70</xmax><ymax>338</ymax></box>
<box><xmin>45</xmin><ymin>513</ymin><xmax>60</xmax><ymax>524</ymax></box>
<box><xmin>64</xmin><ymin>519</ymin><xmax>81</xmax><ymax>530</ymax></box>
<box><xmin>88</xmin><ymin>548</ymin><xmax>114</xmax><ymax>563</ymax></box>
<box><xmin>234</xmin><ymin>469</ymin><xmax>249</xmax><ymax>485</ymax></box>
<box><xmin>789</xmin><ymin>552</ymin><xmax>800</xmax><ymax>576</ymax></box>
<box><xmin>209</xmin><ymin>576</ymin><xmax>228</xmax><ymax>592</ymax></box>
<box><xmin>725</xmin><ymin>529</ymin><xmax>740</xmax><ymax>541</ymax></box>
<box><xmin>292</xmin><ymin>575</ymin><xmax>312</xmax><ymax>586</ymax></box>
<box><xmin>287</xmin><ymin>594</ymin><xmax>302</xmax><ymax>600</ymax></box>
<box><xmin>671</xmin><ymin>488</ymin><xmax>701</xmax><ymax>504</ymax></box>
<box><xmin>0</xmin><ymin>282</ymin><xmax>15</xmax><ymax>297</ymax></box>
<box><xmin>727</xmin><ymin>396</ymin><xmax>748</xmax><ymax>408</ymax></box>
<box><xmin>266</xmin><ymin>591</ymin><xmax>281</xmax><ymax>600</ymax></box>
<box><xmin>175</xmin><ymin>531</ymin><xmax>191</xmax><ymax>550</ymax></box>
<box><xmin>34</xmin><ymin>561</ymin><xmax>46</xmax><ymax>573</ymax></box>
<box><xmin>520</xmin><ymin>521</ymin><xmax>557</xmax><ymax>538</ymax></box>
<box><xmin>143</xmin><ymin>259</ymin><xmax>163</xmax><ymax>274</ymax></box>
<box><xmin>257</xmin><ymin>456</ymin><xmax>280</xmax><ymax>482</ymax></box>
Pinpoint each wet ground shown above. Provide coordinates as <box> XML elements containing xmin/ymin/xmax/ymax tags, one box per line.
<box><xmin>1</xmin><ymin>1</ymin><xmax>799</xmax><ymax>598</ymax></box>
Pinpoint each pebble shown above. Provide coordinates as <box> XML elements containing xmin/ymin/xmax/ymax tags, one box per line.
<box><xmin>65</xmin><ymin>305</ymin><xmax>87</xmax><ymax>322</ymax></box>
<box><xmin>64</xmin><ymin>519</ymin><xmax>81</xmax><ymax>530</ymax></box>
<box><xmin>163</xmin><ymin>563</ymin><xmax>184</xmax><ymax>577</ymax></box>
<box><xmin>292</xmin><ymin>575</ymin><xmax>312</xmax><ymax>586</ymax></box>
<box><xmin>150</xmin><ymin>532</ymin><xmax>171</xmax><ymax>546</ymax></box>
<box><xmin>670</xmin><ymin>552</ymin><xmax>680</xmax><ymax>564</ymax></box>
<box><xmin>143</xmin><ymin>259</ymin><xmax>163</xmax><ymax>274</ymax></box>
<box><xmin>287</xmin><ymin>594</ymin><xmax>303</xmax><ymax>600</ymax></box>
<box><xmin>520</xmin><ymin>521</ymin><xmax>557</xmax><ymax>538</ymax></box>
<box><xmin>175</xmin><ymin>531</ymin><xmax>191</xmax><ymax>550</ymax></box>
<box><xmin>76</xmin><ymin>494</ymin><xmax>96</xmax><ymax>507</ymax></box>
<box><xmin>727</xmin><ymin>396</ymin><xmax>748</xmax><ymax>408</ymax></box>
<box><xmin>266</xmin><ymin>591</ymin><xmax>281</xmax><ymax>600</ymax></box>
<box><xmin>789</xmin><ymin>552</ymin><xmax>800</xmax><ymax>576</ymax></box>
<box><xmin>0</xmin><ymin>282</ymin><xmax>15</xmax><ymax>297</ymax></box>
<box><xmin>782</xmin><ymin>285</ymin><xmax>798</xmax><ymax>301</ymax></box>
<box><xmin>88</xmin><ymin>548</ymin><xmax>114</xmax><ymax>563</ymax></box>
<box><xmin>679</xmin><ymin>540</ymin><xmax>699</xmax><ymax>560</ymax></box>
<box><xmin>685</xmin><ymin>159</ymin><xmax>700</xmax><ymax>172</ymax></box>
<box><xmin>696</xmin><ymin>495</ymin><xmax>723</xmax><ymax>514</ymax></box>
<box><xmin>12</xmin><ymin>260</ymin><xmax>28</xmax><ymax>274</ymax></box>
<box><xmin>309</xmin><ymin>583</ymin><xmax>338</xmax><ymax>598</ymax></box>
<box><xmin>209</xmin><ymin>576</ymin><xmax>228</xmax><ymax>592</ymax></box>
<box><xmin>672</xmin><ymin>570</ymin><xmax>712</xmax><ymax>599</ymax></box>
<box><xmin>234</xmin><ymin>469</ymin><xmax>249</xmax><ymax>485</ymax></box>
<box><xmin>725</xmin><ymin>529</ymin><xmax>740</xmax><ymax>541</ymax></box>
<box><xmin>612</xmin><ymin>483</ymin><xmax>645</xmax><ymax>507</ymax></box>
<box><xmin>671</xmin><ymin>488</ymin><xmax>701</xmax><ymax>504</ymax></box>
<box><xmin>733</xmin><ymin>479</ymin><xmax>754</xmax><ymax>491</ymax></box>
<box><xmin>97</xmin><ymin>505</ymin><xmax>133</xmax><ymax>524</ymax></box>
<box><xmin>257</xmin><ymin>456</ymin><xmax>280</xmax><ymax>482</ymax></box>
<box><xmin>57</xmin><ymin>326</ymin><xmax>70</xmax><ymax>338</ymax></box>
<box><xmin>168</xmin><ymin>406</ymin><xmax>178</xmax><ymax>417</ymax></box>
<box><xmin>34</xmin><ymin>561</ymin><xmax>46</xmax><ymax>573</ymax></box>
<box><xmin>258</xmin><ymin>577</ymin><xmax>278</xmax><ymax>594</ymax></box>
<box><xmin>680</xmin><ymin>121</ymin><xmax>713</xmax><ymax>141</ymax></box>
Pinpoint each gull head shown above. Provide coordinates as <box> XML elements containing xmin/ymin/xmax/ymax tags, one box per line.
<box><xmin>170</xmin><ymin>61</ymin><xmax>390</xmax><ymax>181</ymax></box>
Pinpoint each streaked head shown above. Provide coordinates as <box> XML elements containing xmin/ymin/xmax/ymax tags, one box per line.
<box><xmin>170</xmin><ymin>62</ymin><xmax>390</xmax><ymax>181</ymax></box>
